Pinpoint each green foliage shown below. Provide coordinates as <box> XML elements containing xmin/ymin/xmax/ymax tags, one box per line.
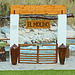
<box><xmin>66</xmin><ymin>42</ymin><xmax>70</xmax><ymax>46</ymax></box>
<box><xmin>1</xmin><ymin>2</ymin><xmax>9</xmax><ymax>16</ymax></box>
<box><xmin>25</xmin><ymin>0</ymin><xmax>30</xmax><ymax>4</ymax></box>
<box><xmin>38</xmin><ymin>40</ymin><xmax>42</xmax><ymax>43</ymax></box>
<box><xmin>33</xmin><ymin>0</ymin><xmax>38</xmax><ymax>5</ymax></box>
<box><xmin>0</xmin><ymin>2</ymin><xmax>10</xmax><ymax>26</ymax></box>
<box><xmin>0</xmin><ymin>42</ymin><xmax>7</xmax><ymax>47</ymax></box>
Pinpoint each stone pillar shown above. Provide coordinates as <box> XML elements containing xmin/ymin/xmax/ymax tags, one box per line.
<box><xmin>10</xmin><ymin>14</ymin><xmax>19</xmax><ymax>47</ymax></box>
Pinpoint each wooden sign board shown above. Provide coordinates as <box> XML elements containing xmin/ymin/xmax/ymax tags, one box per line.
<box><xmin>10</xmin><ymin>5</ymin><xmax>66</xmax><ymax>14</ymax></box>
<box><xmin>26</xmin><ymin>20</ymin><xmax>51</xmax><ymax>29</ymax></box>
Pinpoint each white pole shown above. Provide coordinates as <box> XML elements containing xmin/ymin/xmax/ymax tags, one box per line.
<box><xmin>10</xmin><ymin>14</ymin><xmax>19</xmax><ymax>47</ymax></box>
<box><xmin>10</xmin><ymin>14</ymin><xmax>19</xmax><ymax>63</ymax></box>
<box><xmin>57</xmin><ymin>14</ymin><xmax>67</xmax><ymax>63</ymax></box>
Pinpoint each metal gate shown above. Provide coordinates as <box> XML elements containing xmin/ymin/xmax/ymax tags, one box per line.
<box><xmin>18</xmin><ymin>43</ymin><xmax>58</xmax><ymax>64</ymax></box>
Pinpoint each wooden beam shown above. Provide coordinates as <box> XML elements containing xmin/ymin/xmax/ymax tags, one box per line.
<box><xmin>39</xmin><ymin>49</ymin><xmax>56</xmax><ymax>50</ymax></box>
<box><xmin>67</xmin><ymin>38</ymin><xmax>75</xmax><ymax>39</ymax></box>
<box><xmin>10</xmin><ymin>5</ymin><xmax>66</xmax><ymax>14</ymax></box>
<box><xmin>0</xmin><ymin>13</ymin><xmax>74</xmax><ymax>20</ymax></box>
<box><xmin>0</xmin><ymin>39</ymin><xmax>10</xmax><ymax>40</ymax></box>
<box><xmin>20</xmin><ymin>49</ymin><xmax>37</xmax><ymax>50</ymax></box>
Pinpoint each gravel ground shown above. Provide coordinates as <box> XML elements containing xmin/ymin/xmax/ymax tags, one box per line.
<box><xmin>0</xmin><ymin>56</ymin><xmax>75</xmax><ymax>70</ymax></box>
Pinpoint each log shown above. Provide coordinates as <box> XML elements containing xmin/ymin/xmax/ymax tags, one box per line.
<box><xmin>0</xmin><ymin>13</ymin><xmax>74</xmax><ymax>20</ymax></box>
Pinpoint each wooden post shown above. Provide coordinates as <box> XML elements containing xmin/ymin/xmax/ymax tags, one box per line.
<box><xmin>18</xmin><ymin>44</ymin><xmax>20</xmax><ymax>63</ymax></box>
<box><xmin>56</xmin><ymin>40</ymin><xmax>58</xmax><ymax>63</ymax></box>
<box><xmin>58</xmin><ymin>14</ymin><xmax>67</xmax><ymax>47</ymax></box>
<box><xmin>14</xmin><ymin>10</ymin><xmax>15</xmax><ymax>14</ymax></box>
<box><xmin>37</xmin><ymin>46</ymin><xmax>39</xmax><ymax>64</ymax></box>
<box><xmin>61</xmin><ymin>10</ymin><xmax>63</xmax><ymax>14</ymax></box>
<box><xmin>66</xmin><ymin>46</ymin><xmax>69</xmax><ymax>58</ymax></box>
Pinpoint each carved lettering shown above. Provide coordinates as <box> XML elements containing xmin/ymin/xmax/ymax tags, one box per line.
<box><xmin>26</xmin><ymin>20</ymin><xmax>50</xmax><ymax>28</ymax></box>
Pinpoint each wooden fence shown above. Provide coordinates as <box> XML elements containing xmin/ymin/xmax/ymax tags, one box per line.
<box><xmin>67</xmin><ymin>38</ymin><xmax>75</xmax><ymax>45</ymax></box>
<box><xmin>67</xmin><ymin>38</ymin><xmax>75</xmax><ymax>56</ymax></box>
<box><xmin>18</xmin><ymin>44</ymin><xmax>58</xmax><ymax>64</ymax></box>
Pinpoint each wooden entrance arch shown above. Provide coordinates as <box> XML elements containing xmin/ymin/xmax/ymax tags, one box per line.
<box><xmin>10</xmin><ymin>5</ymin><xmax>67</xmax><ymax>64</ymax></box>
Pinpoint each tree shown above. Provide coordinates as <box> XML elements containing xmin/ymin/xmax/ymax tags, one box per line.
<box><xmin>69</xmin><ymin>0</ymin><xmax>74</xmax><ymax>3</ymax></box>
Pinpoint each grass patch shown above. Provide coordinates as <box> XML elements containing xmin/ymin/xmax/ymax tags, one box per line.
<box><xmin>0</xmin><ymin>70</ymin><xmax>75</xmax><ymax>75</ymax></box>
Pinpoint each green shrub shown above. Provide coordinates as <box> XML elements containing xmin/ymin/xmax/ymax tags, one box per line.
<box><xmin>0</xmin><ymin>42</ymin><xmax>7</xmax><ymax>47</ymax></box>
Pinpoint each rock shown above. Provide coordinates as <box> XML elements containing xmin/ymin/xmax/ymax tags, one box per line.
<box><xmin>19</xmin><ymin>36</ymin><xmax>31</xmax><ymax>44</ymax></box>
<box><xmin>24</xmin><ymin>40</ymin><xmax>32</xmax><ymax>44</ymax></box>
<box><xmin>18</xmin><ymin>35</ymin><xmax>26</xmax><ymax>44</ymax></box>
<box><xmin>31</xmin><ymin>40</ymin><xmax>34</xmax><ymax>43</ymax></box>
<box><xmin>44</xmin><ymin>38</ymin><xmax>50</xmax><ymax>42</ymax></box>
<box><xmin>2</xmin><ymin>25</ymin><xmax>74</xmax><ymax>44</ymax></box>
<box><xmin>5</xmin><ymin>33</ymin><xmax>10</xmax><ymax>39</ymax></box>
<box><xmin>25</xmin><ymin>29</ymin><xmax>30</xmax><ymax>33</ymax></box>
<box><xmin>46</xmin><ymin>29</ymin><xmax>49</xmax><ymax>31</ymax></box>
<box><xmin>35</xmin><ymin>40</ymin><xmax>40</xmax><ymax>43</ymax></box>
<box><xmin>19</xmin><ymin>30</ymin><xmax>22</xmax><ymax>35</ymax></box>
<box><xmin>1</xmin><ymin>26</ymin><xmax>10</xmax><ymax>34</ymax></box>
<box><xmin>5</xmin><ymin>33</ymin><xmax>10</xmax><ymax>44</ymax></box>
<box><xmin>34</xmin><ymin>29</ymin><xmax>39</xmax><ymax>35</ymax></box>
<box><xmin>6</xmin><ymin>40</ymin><xmax>10</xmax><ymax>44</ymax></box>
<box><xmin>72</xmin><ymin>24</ymin><xmax>75</xmax><ymax>30</ymax></box>
<box><xmin>67</xmin><ymin>25</ymin><xmax>73</xmax><ymax>30</ymax></box>
<box><xmin>30</xmin><ymin>29</ymin><xmax>34</xmax><ymax>32</ymax></box>
<box><xmin>0</xmin><ymin>33</ymin><xmax>5</xmax><ymax>39</ymax></box>
<box><xmin>50</xmin><ymin>25</ymin><xmax>73</xmax><ymax>31</ymax></box>
<box><xmin>67</xmin><ymin>30</ymin><xmax>75</xmax><ymax>38</ymax></box>
<box><xmin>38</xmin><ymin>31</ymin><xmax>43</xmax><ymax>35</ymax></box>
<box><xmin>34</xmin><ymin>29</ymin><xmax>39</xmax><ymax>32</ymax></box>
<box><xmin>0</xmin><ymin>28</ymin><xmax>1</xmax><ymax>32</ymax></box>
<box><xmin>18</xmin><ymin>28</ymin><xmax>56</xmax><ymax>44</ymax></box>
<box><xmin>50</xmin><ymin>26</ymin><xmax>57</xmax><ymax>31</ymax></box>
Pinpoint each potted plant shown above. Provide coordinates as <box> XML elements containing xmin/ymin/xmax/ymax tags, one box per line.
<box><xmin>66</xmin><ymin>42</ymin><xmax>70</xmax><ymax>58</ymax></box>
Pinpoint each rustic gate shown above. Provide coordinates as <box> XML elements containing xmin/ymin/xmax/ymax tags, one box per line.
<box><xmin>10</xmin><ymin>5</ymin><xmax>67</xmax><ymax>64</ymax></box>
<box><xmin>18</xmin><ymin>43</ymin><xmax>58</xmax><ymax>64</ymax></box>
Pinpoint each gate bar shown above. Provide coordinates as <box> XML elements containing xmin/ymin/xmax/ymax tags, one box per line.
<box><xmin>37</xmin><ymin>46</ymin><xmax>39</xmax><ymax>64</ymax></box>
